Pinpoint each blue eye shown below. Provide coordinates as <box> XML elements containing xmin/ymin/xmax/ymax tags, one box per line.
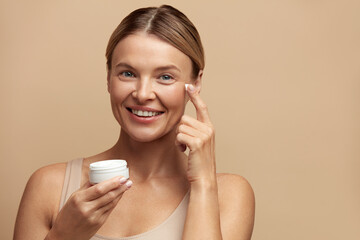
<box><xmin>121</xmin><ymin>71</ymin><xmax>135</xmax><ymax>77</ymax></box>
<box><xmin>160</xmin><ymin>75</ymin><xmax>173</xmax><ymax>81</ymax></box>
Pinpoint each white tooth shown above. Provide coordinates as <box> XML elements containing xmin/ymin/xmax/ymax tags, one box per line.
<box><xmin>131</xmin><ymin>109</ymin><xmax>161</xmax><ymax>117</ymax></box>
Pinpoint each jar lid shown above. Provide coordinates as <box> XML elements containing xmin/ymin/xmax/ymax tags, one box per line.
<box><xmin>90</xmin><ymin>160</ymin><xmax>127</xmax><ymax>170</ymax></box>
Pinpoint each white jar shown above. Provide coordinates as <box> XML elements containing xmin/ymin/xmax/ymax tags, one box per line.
<box><xmin>89</xmin><ymin>160</ymin><xmax>129</xmax><ymax>184</ymax></box>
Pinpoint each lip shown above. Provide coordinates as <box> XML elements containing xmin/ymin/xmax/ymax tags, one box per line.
<box><xmin>125</xmin><ymin>105</ymin><xmax>165</xmax><ymax>124</ymax></box>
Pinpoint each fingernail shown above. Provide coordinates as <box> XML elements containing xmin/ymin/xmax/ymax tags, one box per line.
<box><xmin>125</xmin><ymin>180</ymin><xmax>133</xmax><ymax>188</ymax></box>
<box><xmin>119</xmin><ymin>177</ymin><xmax>127</xmax><ymax>184</ymax></box>
<box><xmin>187</xmin><ymin>84</ymin><xmax>195</xmax><ymax>92</ymax></box>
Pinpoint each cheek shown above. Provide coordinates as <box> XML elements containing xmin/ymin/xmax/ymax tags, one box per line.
<box><xmin>156</xmin><ymin>84</ymin><xmax>186</xmax><ymax>110</ymax></box>
<box><xmin>109</xmin><ymin>80</ymin><xmax>133</xmax><ymax>102</ymax></box>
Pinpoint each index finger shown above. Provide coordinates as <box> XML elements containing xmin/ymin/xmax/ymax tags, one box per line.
<box><xmin>85</xmin><ymin>176</ymin><xmax>126</xmax><ymax>201</ymax></box>
<box><xmin>186</xmin><ymin>84</ymin><xmax>211</xmax><ymax>124</ymax></box>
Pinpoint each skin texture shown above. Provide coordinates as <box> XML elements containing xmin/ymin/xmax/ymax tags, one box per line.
<box><xmin>14</xmin><ymin>33</ymin><xmax>255</xmax><ymax>240</ymax></box>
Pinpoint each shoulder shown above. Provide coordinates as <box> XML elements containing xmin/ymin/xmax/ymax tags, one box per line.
<box><xmin>216</xmin><ymin>173</ymin><xmax>254</xmax><ymax>198</ymax></box>
<box><xmin>216</xmin><ymin>173</ymin><xmax>255</xmax><ymax>210</ymax></box>
<box><xmin>216</xmin><ymin>173</ymin><xmax>255</xmax><ymax>239</ymax></box>
<box><xmin>27</xmin><ymin>162</ymin><xmax>67</xmax><ymax>192</ymax></box>
<box><xmin>14</xmin><ymin>162</ymin><xmax>68</xmax><ymax>238</ymax></box>
<box><xmin>22</xmin><ymin>162</ymin><xmax>68</xmax><ymax>216</ymax></box>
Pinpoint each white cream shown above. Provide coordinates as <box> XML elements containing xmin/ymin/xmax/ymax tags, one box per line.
<box><xmin>89</xmin><ymin>160</ymin><xmax>129</xmax><ymax>184</ymax></box>
<box><xmin>185</xmin><ymin>84</ymin><xmax>190</xmax><ymax>91</ymax></box>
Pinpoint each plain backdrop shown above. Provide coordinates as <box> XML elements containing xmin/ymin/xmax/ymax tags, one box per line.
<box><xmin>1</xmin><ymin>0</ymin><xmax>359</xmax><ymax>239</ymax></box>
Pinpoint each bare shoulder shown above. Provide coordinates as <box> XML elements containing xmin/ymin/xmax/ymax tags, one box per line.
<box><xmin>216</xmin><ymin>173</ymin><xmax>255</xmax><ymax>239</ymax></box>
<box><xmin>25</xmin><ymin>162</ymin><xmax>68</xmax><ymax>211</ymax></box>
<box><xmin>14</xmin><ymin>162</ymin><xmax>68</xmax><ymax>239</ymax></box>
<box><xmin>216</xmin><ymin>173</ymin><xmax>254</xmax><ymax>200</ymax></box>
<box><xmin>26</xmin><ymin>162</ymin><xmax>67</xmax><ymax>195</ymax></box>
<box><xmin>216</xmin><ymin>173</ymin><xmax>255</xmax><ymax>211</ymax></box>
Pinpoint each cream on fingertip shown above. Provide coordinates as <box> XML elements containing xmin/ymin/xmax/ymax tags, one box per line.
<box><xmin>185</xmin><ymin>83</ymin><xmax>195</xmax><ymax>92</ymax></box>
<box><xmin>185</xmin><ymin>84</ymin><xmax>189</xmax><ymax>91</ymax></box>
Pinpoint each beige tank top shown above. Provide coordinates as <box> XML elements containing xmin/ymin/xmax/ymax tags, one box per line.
<box><xmin>59</xmin><ymin>158</ymin><xmax>190</xmax><ymax>240</ymax></box>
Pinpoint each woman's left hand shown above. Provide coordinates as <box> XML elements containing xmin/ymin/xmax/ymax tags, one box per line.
<box><xmin>176</xmin><ymin>84</ymin><xmax>217</xmax><ymax>188</ymax></box>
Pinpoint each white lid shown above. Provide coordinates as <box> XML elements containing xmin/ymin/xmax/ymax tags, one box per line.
<box><xmin>89</xmin><ymin>160</ymin><xmax>127</xmax><ymax>170</ymax></box>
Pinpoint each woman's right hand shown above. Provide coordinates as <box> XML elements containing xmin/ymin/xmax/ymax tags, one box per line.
<box><xmin>46</xmin><ymin>176</ymin><xmax>132</xmax><ymax>240</ymax></box>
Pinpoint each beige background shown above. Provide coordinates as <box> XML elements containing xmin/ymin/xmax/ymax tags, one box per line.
<box><xmin>1</xmin><ymin>0</ymin><xmax>359</xmax><ymax>239</ymax></box>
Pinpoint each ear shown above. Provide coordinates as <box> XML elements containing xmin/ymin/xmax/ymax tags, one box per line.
<box><xmin>194</xmin><ymin>70</ymin><xmax>203</xmax><ymax>93</ymax></box>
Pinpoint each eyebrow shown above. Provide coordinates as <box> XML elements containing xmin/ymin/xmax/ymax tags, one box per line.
<box><xmin>114</xmin><ymin>62</ymin><xmax>181</xmax><ymax>73</ymax></box>
<box><xmin>155</xmin><ymin>65</ymin><xmax>181</xmax><ymax>73</ymax></box>
<box><xmin>114</xmin><ymin>62</ymin><xmax>136</xmax><ymax>70</ymax></box>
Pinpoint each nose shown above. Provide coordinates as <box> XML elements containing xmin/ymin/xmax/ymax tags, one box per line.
<box><xmin>131</xmin><ymin>78</ymin><xmax>156</xmax><ymax>103</ymax></box>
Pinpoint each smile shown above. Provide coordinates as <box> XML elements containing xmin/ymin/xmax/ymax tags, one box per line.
<box><xmin>126</xmin><ymin>108</ymin><xmax>164</xmax><ymax>117</ymax></box>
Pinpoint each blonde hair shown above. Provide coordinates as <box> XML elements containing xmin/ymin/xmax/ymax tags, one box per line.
<box><xmin>105</xmin><ymin>5</ymin><xmax>205</xmax><ymax>78</ymax></box>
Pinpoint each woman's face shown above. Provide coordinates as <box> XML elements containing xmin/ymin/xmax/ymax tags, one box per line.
<box><xmin>108</xmin><ymin>32</ymin><xmax>198</xmax><ymax>142</ymax></box>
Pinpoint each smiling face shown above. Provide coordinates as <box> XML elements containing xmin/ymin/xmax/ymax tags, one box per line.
<box><xmin>107</xmin><ymin>32</ymin><xmax>200</xmax><ymax>142</ymax></box>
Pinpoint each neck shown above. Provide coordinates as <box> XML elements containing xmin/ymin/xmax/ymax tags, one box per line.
<box><xmin>106</xmin><ymin>129</ymin><xmax>187</xmax><ymax>181</ymax></box>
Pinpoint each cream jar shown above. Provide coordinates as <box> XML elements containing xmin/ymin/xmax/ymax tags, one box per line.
<box><xmin>89</xmin><ymin>160</ymin><xmax>129</xmax><ymax>184</ymax></box>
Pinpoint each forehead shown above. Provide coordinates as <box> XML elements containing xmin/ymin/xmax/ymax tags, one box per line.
<box><xmin>111</xmin><ymin>33</ymin><xmax>192</xmax><ymax>73</ymax></box>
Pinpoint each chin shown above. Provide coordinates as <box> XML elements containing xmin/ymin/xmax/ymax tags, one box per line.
<box><xmin>124</xmin><ymin>128</ymin><xmax>170</xmax><ymax>143</ymax></box>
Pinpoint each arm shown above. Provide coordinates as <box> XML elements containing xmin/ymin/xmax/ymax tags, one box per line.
<box><xmin>218</xmin><ymin>174</ymin><xmax>255</xmax><ymax>240</ymax></box>
<box><xmin>183</xmin><ymin>178</ymin><xmax>222</xmax><ymax>239</ymax></box>
<box><xmin>184</xmin><ymin>175</ymin><xmax>255</xmax><ymax>240</ymax></box>
<box><xmin>177</xmin><ymin>84</ymin><xmax>255</xmax><ymax>239</ymax></box>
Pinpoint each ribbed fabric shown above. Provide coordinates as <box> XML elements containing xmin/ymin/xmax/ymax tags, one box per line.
<box><xmin>59</xmin><ymin>158</ymin><xmax>189</xmax><ymax>240</ymax></box>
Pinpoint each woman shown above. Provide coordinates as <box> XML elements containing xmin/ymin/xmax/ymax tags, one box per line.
<box><xmin>14</xmin><ymin>5</ymin><xmax>255</xmax><ymax>240</ymax></box>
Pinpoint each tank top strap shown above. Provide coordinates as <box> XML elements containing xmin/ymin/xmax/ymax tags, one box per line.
<box><xmin>59</xmin><ymin>158</ymin><xmax>83</xmax><ymax>211</ymax></box>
